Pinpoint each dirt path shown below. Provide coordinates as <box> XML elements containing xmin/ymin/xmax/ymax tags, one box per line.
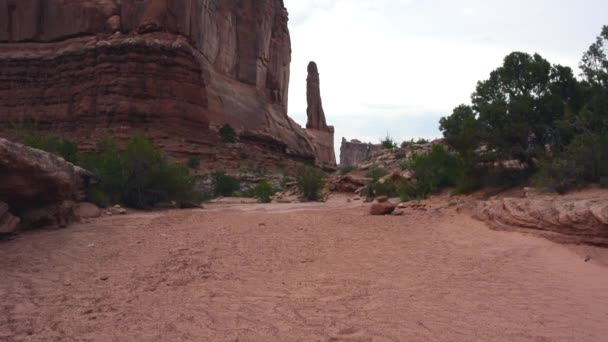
<box><xmin>1</xmin><ymin>198</ymin><xmax>607</xmax><ymax>341</ymax></box>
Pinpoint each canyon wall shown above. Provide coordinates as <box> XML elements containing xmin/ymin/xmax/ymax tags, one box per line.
<box><xmin>0</xmin><ymin>0</ymin><xmax>330</xmax><ymax>164</ymax></box>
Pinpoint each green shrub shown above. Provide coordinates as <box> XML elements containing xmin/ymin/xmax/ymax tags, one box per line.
<box><xmin>219</xmin><ymin>124</ymin><xmax>237</xmax><ymax>143</ymax></box>
<box><xmin>252</xmin><ymin>180</ymin><xmax>276</xmax><ymax>203</ymax></box>
<box><xmin>81</xmin><ymin>135</ymin><xmax>200</xmax><ymax>208</ymax></box>
<box><xmin>393</xmin><ymin>149</ymin><xmax>407</xmax><ymax>159</ymax></box>
<box><xmin>86</xmin><ymin>186</ymin><xmax>112</xmax><ymax>208</ymax></box>
<box><xmin>17</xmin><ymin>129</ymin><xmax>79</xmax><ymax>163</ymax></box>
<box><xmin>253</xmin><ymin>164</ymin><xmax>267</xmax><ymax>176</ymax></box>
<box><xmin>212</xmin><ymin>172</ymin><xmax>240</xmax><ymax>197</ymax></box>
<box><xmin>400</xmin><ymin>140</ymin><xmax>411</xmax><ymax>149</ymax></box>
<box><xmin>296</xmin><ymin>166</ymin><xmax>326</xmax><ymax>201</ymax></box>
<box><xmin>415</xmin><ymin>138</ymin><xmax>430</xmax><ymax>144</ymax></box>
<box><xmin>367</xmin><ymin>164</ymin><xmax>388</xmax><ymax>182</ymax></box>
<box><xmin>535</xmin><ymin>132</ymin><xmax>608</xmax><ymax>193</ymax></box>
<box><xmin>339</xmin><ymin>165</ymin><xmax>355</xmax><ymax>175</ymax></box>
<box><xmin>381</xmin><ymin>134</ymin><xmax>397</xmax><ymax>149</ymax></box>
<box><xmin>187</xmin><ymin>156</ymin><xmax>201</xmax><ymax>169</ymax></box>
<box><xmin>374</xmin><ymin>180</ymin><xmax>399</xmax><ymax>197</ymax></box>
<box><xmin>398</xmin><ymin>145</ymin><xmax>463</xmax><ymax>201</ymax></box>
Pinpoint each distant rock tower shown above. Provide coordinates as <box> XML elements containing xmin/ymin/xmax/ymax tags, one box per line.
<box><xmin>304</xmin><ymin>61</ymin><xmax>336</xmax><ymax>167</ymax></box>
<box><xmin>306</xmin><ymin>62</ymin><xmax>330</xmax><ymax>131</ymax></box>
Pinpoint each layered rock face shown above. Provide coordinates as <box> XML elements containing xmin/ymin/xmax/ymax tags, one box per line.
<box><xmin>475</xmin><ymin>194</ymin><xmax>608</xmax><ymax>246</ymax></box>
<box><xmin>340</xmin><ymin>138</ymin><xmax>382</xmax><ymax>166</ymax></box>
<box><xmin>0</xmin><ymin>138</ymin><xmax>91</xmax><ymax>231</ymax></box>
<box><xmin>0</xmin><ymin>0</ymin><xmax>326</xmax><ymax>163</ymax></box>
<box><xmin>304</xmin><ymin>61</ymin><xmax>336</xmax><ymax>167</ymax></box>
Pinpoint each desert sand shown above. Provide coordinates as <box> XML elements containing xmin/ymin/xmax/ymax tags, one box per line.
<box><xmin>1</xmin><ymin>196</ymin><xmax>608</xmax><ymax>341</ymax></box>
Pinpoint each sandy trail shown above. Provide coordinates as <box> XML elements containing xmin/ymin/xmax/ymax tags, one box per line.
<box><xmin>1</xmin><ymin>198</ymin><xmax>607</xmax><ymax>341</ymax></box>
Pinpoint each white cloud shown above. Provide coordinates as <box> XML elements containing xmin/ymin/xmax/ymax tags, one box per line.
<box><xmin>283</xmin><ymin>0</ymin><xmax>608</xmax><ymax>162</ymax></box>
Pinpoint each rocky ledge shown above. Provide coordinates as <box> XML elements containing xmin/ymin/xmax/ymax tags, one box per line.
<box><xmin>475</xmin><ymin>192</ymin><xmax>608</xmax><ymax>246</ymax></box>
<box><xmin>0</xmin><ymin>138</ymin><xmax>91</xmax><ymax>232</ymax></box>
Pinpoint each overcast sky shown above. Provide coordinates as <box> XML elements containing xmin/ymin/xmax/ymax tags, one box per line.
<box><xmin>283</xmin><ymin>0</ymin><xmax>608</xmax><ymax>159</ymax></box>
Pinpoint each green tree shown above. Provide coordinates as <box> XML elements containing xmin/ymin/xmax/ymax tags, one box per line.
<box><xmin>212</xmin><ymin>172</ymin><xmax>240</xmax><ymax>197</ymax></box>
<box><xmin>580</xmin><ymin>25</ymin><xmax>608</xmax><ymax>87</ymax></box>
<box><xmin>439</xmin><ymin>105</ymin><xmax>480</xmax><ymax>157</ymax></box>
<box><xmin>472</xmin><ymin>52</ymin><xmax>577</xmax><ymax>167</ymax></box>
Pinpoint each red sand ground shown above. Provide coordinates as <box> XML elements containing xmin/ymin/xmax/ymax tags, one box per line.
<box><xmin>1</xmin><ymin>196</ymin><xmax>607</xmax><ymax>341</ymax></box>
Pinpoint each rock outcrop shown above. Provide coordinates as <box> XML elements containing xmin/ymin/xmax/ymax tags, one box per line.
<box><xmin>0</xmin><ymin>0</ymin><xmax>330</xmax><ymax>165</ymax></box>
<box><xmin>0</xmin><ymin>138</ymin><xmax>91</xmax><ymax>229</ymax></box>
<box><xmin>475</xmin><ymin>194</ymin><xmax>608</xmax><ymax>246</ymax></box>
<box><xmin>0</xmin><ymin>202</ymin><xmax>20</xmax><ymax>234</ymax></box>
<box><xmin>306</xmin><ymin>62</ymin><xmax>329</xmax><ymax>131</ymax></box>
<box><xmin>340</xmin><ymin>138</ymin><xmax>383</xmax><ymax>166</ymax></box>
<box><xmin>304</xmin><ymin>61</ymin><xmax>336</xmax><ymax>167</ymax></box>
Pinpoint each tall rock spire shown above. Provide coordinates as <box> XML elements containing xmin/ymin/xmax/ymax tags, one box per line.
<box><xmin>306</xmin><ymin>61</ymin><xmax>330</xmax><ymax>132</ymax></box>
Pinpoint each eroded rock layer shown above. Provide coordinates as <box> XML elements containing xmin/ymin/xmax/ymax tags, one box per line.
<box><xmin>475</xmin><ymin>194</ymin><xmax>608</xmax><ymax>246</ymax></box>
<box><xmin>0</xmin><ymin>0</ymin><xmax>323</xmax><ymax>163</ymax></box>
<box><xmin>0</xmin><ymin>138</ymin><xmax>91</xmax><ymax>230</ymax></box>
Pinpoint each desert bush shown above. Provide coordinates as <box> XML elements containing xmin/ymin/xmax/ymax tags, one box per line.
<box><xmin>415</xmin><ymin>138</ymin><xmax>430</xmax><ymax>144</ymax></box>
<box><xmin>253</xmin><ymin>164</ymin><xmax>267</xmax><ymax>176</ymax></box>
<box><xmin>219</xmin><ymin>124</ymin><xmax>237</xmax><ymax>143</ymax></box>
<box><xmin>381</xmin><ymin>134</ymin><xmax>397</xmax><ymax>149</ymax></box>
<box><xmin>212</xmin><ymin>172</ymin><xmax>240</xmax><ymax>197</ymax></box>
<box><xmin>296</xmin><ymin>166</ymin><xmax>326</xmax><ymax>201</ymax></box>
<box><xmin>393</xmin><ymin>149</ymin><xmax>407</xmax><ymax>159</ymax></box>
<box><xmin>374</xmin><ymin>180</ymin><xmax>399</xmax><ymax>197</ymax></box>
<box><xmin>339</xmin><ymin>165</ymin><xmax>355</xmax><ymax>175</ymax></box>
<box><xmin>187</xmin><ymin>156</ymin><xmax>201</xmax><ymax>169</ymax></box>
<box><xmin>535</xmin><ymin>132</ymin><xmax>608</xmax><ymax>193</ymax></box>
<box><xmin>81</xmin><ymin>134</ymin><xmax>200</xmax><ymax>208</ymax></box>
<box><xmin>17</xmin><ymin>129</ymin><xmax>79</xmax><ymax>163</ymax></box>
<box><xmin>398</xmin><ymin>145</ymin><xmax>463</xmax><ymax>201</ymax></box>
<box><xmin>367</xmin><ymin>164</ymin><xmax>388</xmax><ymax>182</ymax></box>
<box><xmin>252</xmin><ymin>180</ymin><xmax>276</xmax><ymax>203</ymax></box>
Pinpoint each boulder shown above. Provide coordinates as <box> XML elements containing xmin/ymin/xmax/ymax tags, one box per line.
<box><xmin>370</xmin><ymin>200</ymin><xmax>397</xmax><ymax>216</ymax></box>
<box><xmin>0</xmin><ymin>138</ymin><xmax>90</xmax><ymax>229</ymax></box>
<box><xmin>0</xmin><ymin>202</ymin><xmax>20</xmax><ymax>234</ymax></box>
<box><xmin>74</xmin><ymin>202</ymin><xmax>101</xmax><ymax>219</ymax></box>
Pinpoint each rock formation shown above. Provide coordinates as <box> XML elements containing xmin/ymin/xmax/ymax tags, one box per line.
<box><xmin>340</xmin><ymin>138</ymin><xmax>383</xmax><ymax>166</ymax></box>
<box><xmin>475</xmin><ymin>194</ymin><xmax>608</xmax><ymax>246</ymax></box>
<box><xmin>0</xmin><ymin>138</ymin><xmax>91</xmax><ymax>230</ymax></box>
<box><xmin>0</xmin><ymin>202</ymin><xmax>20</xmax><ymax>234</ymax></box>
<box><xmin>0</xmin><ymin>0</ymin><xmax>332</xmax><ymax>165</ymax></box>
<box><xmin>306</xmin><ymin>62</ymin><xmax>329</xmax><ymax>131</ymax></box>
<box><xmin>304</xmin><ymin>61</ymin><xmax>336</xmax><ymax>167</ymax></box>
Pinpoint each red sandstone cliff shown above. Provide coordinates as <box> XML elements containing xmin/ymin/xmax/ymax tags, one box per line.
<box><xmin>0</xmin><ymin>0</ymin><xmax>332</xmax><ymax>165</ymax></box>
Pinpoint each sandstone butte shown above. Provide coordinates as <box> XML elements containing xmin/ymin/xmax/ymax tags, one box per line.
<box><xmin>0</xmin><ymin>0</ymin><xmax>336</xmax><ymax>168</ymax></box>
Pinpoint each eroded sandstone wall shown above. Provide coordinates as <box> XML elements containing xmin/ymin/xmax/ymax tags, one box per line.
<box><xmin>0</xmin><ymin>0</ymin><xmax>321</xmax><ymax>162</ymax></box>
<box><xmin>340</xmin><ymin>138</ymin><xmax>382</xmax><ymax>166</ymax></box>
